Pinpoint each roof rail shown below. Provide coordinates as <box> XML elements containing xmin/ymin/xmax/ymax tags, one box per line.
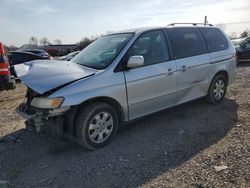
<box><xmin>168</xmin><ymin>23</ymin><xmax>213</xmax><ymax>26</ymax></box>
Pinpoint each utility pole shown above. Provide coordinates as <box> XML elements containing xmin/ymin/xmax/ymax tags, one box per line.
<box><xmin>204</xmin><ymin>16</ymin><xmax>207</xmax><ymax>26</ymax></box>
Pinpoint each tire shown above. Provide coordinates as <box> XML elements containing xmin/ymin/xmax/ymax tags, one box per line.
<box><xmin>236</xmin><ymin>54</ymin><xmax>240</xmax><ymax>64</ymax></box>
<box><xmin>75</xmin><ymin>102</ymin><xmax>119</xmax><ymax>150</ymax></box>
<box><xmin>8</xmin><ymin>76</ymin><xmax>16</xmax><ymax>90</ymax></box>
<box><xmin>206</xmin><ymin>74</ymin><xmax>227</xmax><ymax>104</ymax></box>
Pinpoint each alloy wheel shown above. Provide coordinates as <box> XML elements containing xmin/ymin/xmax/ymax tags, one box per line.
<box><xmin>88</xmin><ymin>112</ymin><xmax>114</xmax><ymax>144</ymax></box>
<box><xmin>213</xmin><ymin>79</ymin><xmax>225</xmax><ymax>100</ymax></box>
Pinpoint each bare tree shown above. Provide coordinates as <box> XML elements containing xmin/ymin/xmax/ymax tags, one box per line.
<box><xmin>77</xmin><ymin>37</ymin><xmax>93</xmax><ymax>50</ymax></box>
<box><xmin>54</xmin><ymin>39</ymin><xmax>62</xmax><ymax>45</ymax></box>
<box><xmin>40</xmin><ymin>37</ymin><xmax>50</xmax><ymax>46</ymax></box>
<box><xmin>215</xmin><ymin>24</ymin><xmax>227</xmax><ymax>31</ymax></box>
<box><xmin>90</xmin><ymin>35</ymin><xmax>99</xmax><ymax>40</ymax></box>
<box><xmin>29</xmin><ymin>36</ymin><xmax>38</xmax><ymax>45</ymax></box>
<box><xmin>240</xmin><ymin>30</ymin><xmax>249</xmax><ymax>38</ymax></box>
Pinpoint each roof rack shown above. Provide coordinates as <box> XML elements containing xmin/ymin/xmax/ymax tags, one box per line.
<box><xmin>168</xmin><ymin>23</ymin><xmax>213</xmax><ymax>26</ymax></box>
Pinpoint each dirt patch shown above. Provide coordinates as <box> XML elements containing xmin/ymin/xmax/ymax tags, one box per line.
<box><xmin>0</xmin><ymin>83</ymin><xmax>25</xmax><ymax>137</ymax></box>
<box><xmin>0</xmin><ymin>63</ymin><xmax>249</xmax><ymax>188</ymax></box>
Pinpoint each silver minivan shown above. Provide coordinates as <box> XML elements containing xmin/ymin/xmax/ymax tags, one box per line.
<box><xmin>16</xmin><ymin>24</ymin><xmax>237</xmax><ymax>149</ymax></box>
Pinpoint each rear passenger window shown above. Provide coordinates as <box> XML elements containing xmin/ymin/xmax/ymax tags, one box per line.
<box><xmin>200</xmin><ymin>28</ymin><xmax>228</xmax><ymax>52</ymax></box>
<box><xmin>167</xmin><ymin>28</ymin><xmax>207</xmax><ymax>59</ymax></box>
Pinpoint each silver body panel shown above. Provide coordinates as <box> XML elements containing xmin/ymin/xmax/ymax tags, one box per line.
<box><xmin>14</xmin><ymin>60</ymin><xmax>98</xmax><ymax>94</ymax></box>
<box><xmin>124</xmin><ymin>60</ymin><xmax>177</xmax><ymax>119</ymax></box>
<box><xmin>16</xmin><ymin>26</ymin><xmax>236</xmax><ymax>122</ymax></box>
<box><xmin>175</xmin><ymin>53</ymin><xmax>211</xmax><ymax>104</ymax></box>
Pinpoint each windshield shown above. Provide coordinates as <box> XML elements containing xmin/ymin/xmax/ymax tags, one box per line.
<box><xmin>71</xmin><ymin>33</ymin><xmax>133</xmax><ymax>69</ymax></box>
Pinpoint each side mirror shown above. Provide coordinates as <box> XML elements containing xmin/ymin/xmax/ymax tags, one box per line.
<box><xmin>127</xmin><ymin>55</ymin><xmax>144</xmax><ymax>69</ymax></box>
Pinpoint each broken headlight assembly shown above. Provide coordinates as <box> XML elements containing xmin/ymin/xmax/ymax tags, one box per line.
<box><xmin>31</xmin><ymin>97</ymin><xmax>64</xmax><ymax>109</ymax></box>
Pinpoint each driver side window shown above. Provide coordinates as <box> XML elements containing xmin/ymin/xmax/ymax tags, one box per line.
<box><xmin>127</xmin><ymin>30</ymin><xmax>169</xmax><ymax>67</ymax></box>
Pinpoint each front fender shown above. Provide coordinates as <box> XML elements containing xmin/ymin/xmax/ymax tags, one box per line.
<box><xmin>48</xmin><ymin>71</ymin><xmax>129</xmax><ymax>121</ymax></box>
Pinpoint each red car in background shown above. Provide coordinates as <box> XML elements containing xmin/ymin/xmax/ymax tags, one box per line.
<box><xmin>0</xmin><ymin>42</ymin><xmax>16</xmax><ymax>91</ymax></box>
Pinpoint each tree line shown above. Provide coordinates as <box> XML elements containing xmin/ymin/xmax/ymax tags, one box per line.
<box><xmin>29</xmin><ymin>36</ymin><xmax>62</xmax><ymax>46</ymax></box>
<box><xmin>228</xmin><ymin>29</ymin><xmax>249</xmax><ymax>39</ymax></box>
<box><xmin>28</xmin><ymin>36</ymin><xmax>95</xmax><ymax>51</ymax></box>
<box><xmin>2</xmin><ymin>29</ymin><xmax>249</xmax><ymax>55</ymax></box>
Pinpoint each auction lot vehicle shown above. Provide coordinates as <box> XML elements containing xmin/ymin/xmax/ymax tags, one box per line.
<box><xmin>16</xmin><ymin>24</ymin><xmax>237</xmax><ymax>149</ymax></box>
<box><xmin>231</xmin><ymin>37</ymin><xmax>250</xmax><ymax>62</ymax></box>
<box><xmin>8</xmin><ymin>50</ymin><xmax>53</xmax><ymax>76</ymax></box>
<box><xmin>0</xmin><ymin>42</ymin><xmax>16</xmax><ymax>92</ymax></box>
<box><xmin>20</xmin><ymin>49</ymin><xmax>51</xmax><ymax>58</ymax></box>
<box><xmin>59</xmin><ymin>51</ymin><xmax>80</xmax><ymax>61</ymax></box>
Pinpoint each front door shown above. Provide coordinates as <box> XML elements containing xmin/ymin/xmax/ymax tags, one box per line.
<box><xmin>124</xmin><ymin>30</ymin><xmax>177</xmax><ymax>120</ymax></box>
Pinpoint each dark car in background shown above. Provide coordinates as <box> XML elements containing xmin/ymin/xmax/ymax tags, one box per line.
<box><xmin>20</xmin><ymin>49</ymin><xmax>52</xmax><ymax>59</ymax></box>
<box><xmin>232</xmin><ymin>37</ymin><xmax>250</xmax><ymax>62</ymax></box>
<box><xmin>8</xmin><ymin>50</ymin><xmax>53</xmax><ymax>76</ymax></box>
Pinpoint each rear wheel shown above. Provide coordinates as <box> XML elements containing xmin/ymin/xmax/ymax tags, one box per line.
<box><xmin>206</xmin><ymin>74</ymin><xmax>227</xmax><ymax>104</ymax></box>
<box><xmin>75</xmin><ymin>102</ymin><xmax>119</xmax><ymax>150</ymax></box>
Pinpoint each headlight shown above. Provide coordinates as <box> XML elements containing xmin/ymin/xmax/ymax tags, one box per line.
<box><xmin>31</xmin><ymin>97</ymin><xmax>64</xmax><ymax>109</ymax></box>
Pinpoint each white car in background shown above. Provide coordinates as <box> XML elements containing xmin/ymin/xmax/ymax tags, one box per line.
<box><xmin>59</xmin><ymin>51</ymin><xmax>80</xmax><ymax>61</ymax></box>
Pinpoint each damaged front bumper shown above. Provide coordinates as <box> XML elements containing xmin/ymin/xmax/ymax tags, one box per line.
<box><xmin>16</xmin><ymin>105</ymin><xmax>37</xmax><ymax>120</ymax></box>
<box><xmin>16</xmin><ymin>103</ymin><xmax>70</xmax><ymax>135</ymax></box>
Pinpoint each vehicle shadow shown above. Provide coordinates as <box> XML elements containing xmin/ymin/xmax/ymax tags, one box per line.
<box><xmin>0</xmin><ymin>98</ymin><xmax>238</xmax><ymax>188</ymax></box>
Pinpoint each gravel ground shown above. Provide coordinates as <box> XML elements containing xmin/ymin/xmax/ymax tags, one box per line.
<box><xmin>0</xmin><ymin>63</ymin><xmax>249</xmax><ymax>188</ymax></box>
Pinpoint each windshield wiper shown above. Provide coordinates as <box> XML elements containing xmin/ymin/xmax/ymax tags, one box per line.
<box><xmin>77</xmin><ymin>63</ymin><xmax>106</xmax><ymax>70</ymax></box>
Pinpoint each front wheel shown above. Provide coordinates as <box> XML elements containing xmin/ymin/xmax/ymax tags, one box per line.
<box><xmin>206</xmin><ymin>74</ymin><xmax>227</xmax><ymax>104</ymax></box>
<box><xmin>75</xmin><ymin>102</ymin><xmax>119</xmax><ymax>150</ymax></box>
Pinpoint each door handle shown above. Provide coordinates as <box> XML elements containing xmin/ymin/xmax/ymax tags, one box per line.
<box><xmin>181</xmin><ymin>65</ymin><xmax>187</xmax><ymax>72</ymax></box>
<box><xmin>167</xmin><ymin>68</ymin><xmax>173</xmax><ymax>75</ymax></box>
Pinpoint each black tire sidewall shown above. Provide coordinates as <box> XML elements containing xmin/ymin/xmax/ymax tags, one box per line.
<box><xmin>207</xmin><ymin>75</ymin><xmax>227</xmax><ymax>104</ymax></box>
<box><xmin>76</xmin><ymin>103</ymin><xmax>119</xmax><ymax>149</ymax></box>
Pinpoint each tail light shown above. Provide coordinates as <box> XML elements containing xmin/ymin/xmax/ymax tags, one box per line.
<box><xmin>0</xmin><ymin>42</ymin><xmax>9</xmax><ymax>76</ymax></box>
<box><xmin>49</xmin><ymin>55</ymin><xmax>53</xmax><ymax>60</ymax></box>
<box><xmin>0</xmin><ymin>63</ymin><xmax>9</xmax><ymax>76</ymax></box>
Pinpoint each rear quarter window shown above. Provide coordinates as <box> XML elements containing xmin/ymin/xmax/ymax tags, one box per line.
<box><xmin>200</xmin><ymin>28</ymin><xmax>229</xmax><ymax>53</ymax></box>
<box><xmin>167</xmin><ymin>28</ymin><xmax>207</xmax><ymax>59</ymax></box>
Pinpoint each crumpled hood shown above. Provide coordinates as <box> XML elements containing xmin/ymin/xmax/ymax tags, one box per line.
<box><xmin>15</xmin><ymin>60</ymin><xmax>97</xmax><ymax>94</ymax></box>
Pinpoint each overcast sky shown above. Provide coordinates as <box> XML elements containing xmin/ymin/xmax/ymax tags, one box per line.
<box><xmin>0</xmin><ymin>0</ymin><xmax>250</xmax><ymax>46</ymax></box>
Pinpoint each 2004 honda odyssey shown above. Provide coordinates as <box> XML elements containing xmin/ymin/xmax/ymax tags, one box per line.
<box><xmin>16</xmin><ymin>24</ymin><xmax>237</xmax><ymax>149</ymax></box>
